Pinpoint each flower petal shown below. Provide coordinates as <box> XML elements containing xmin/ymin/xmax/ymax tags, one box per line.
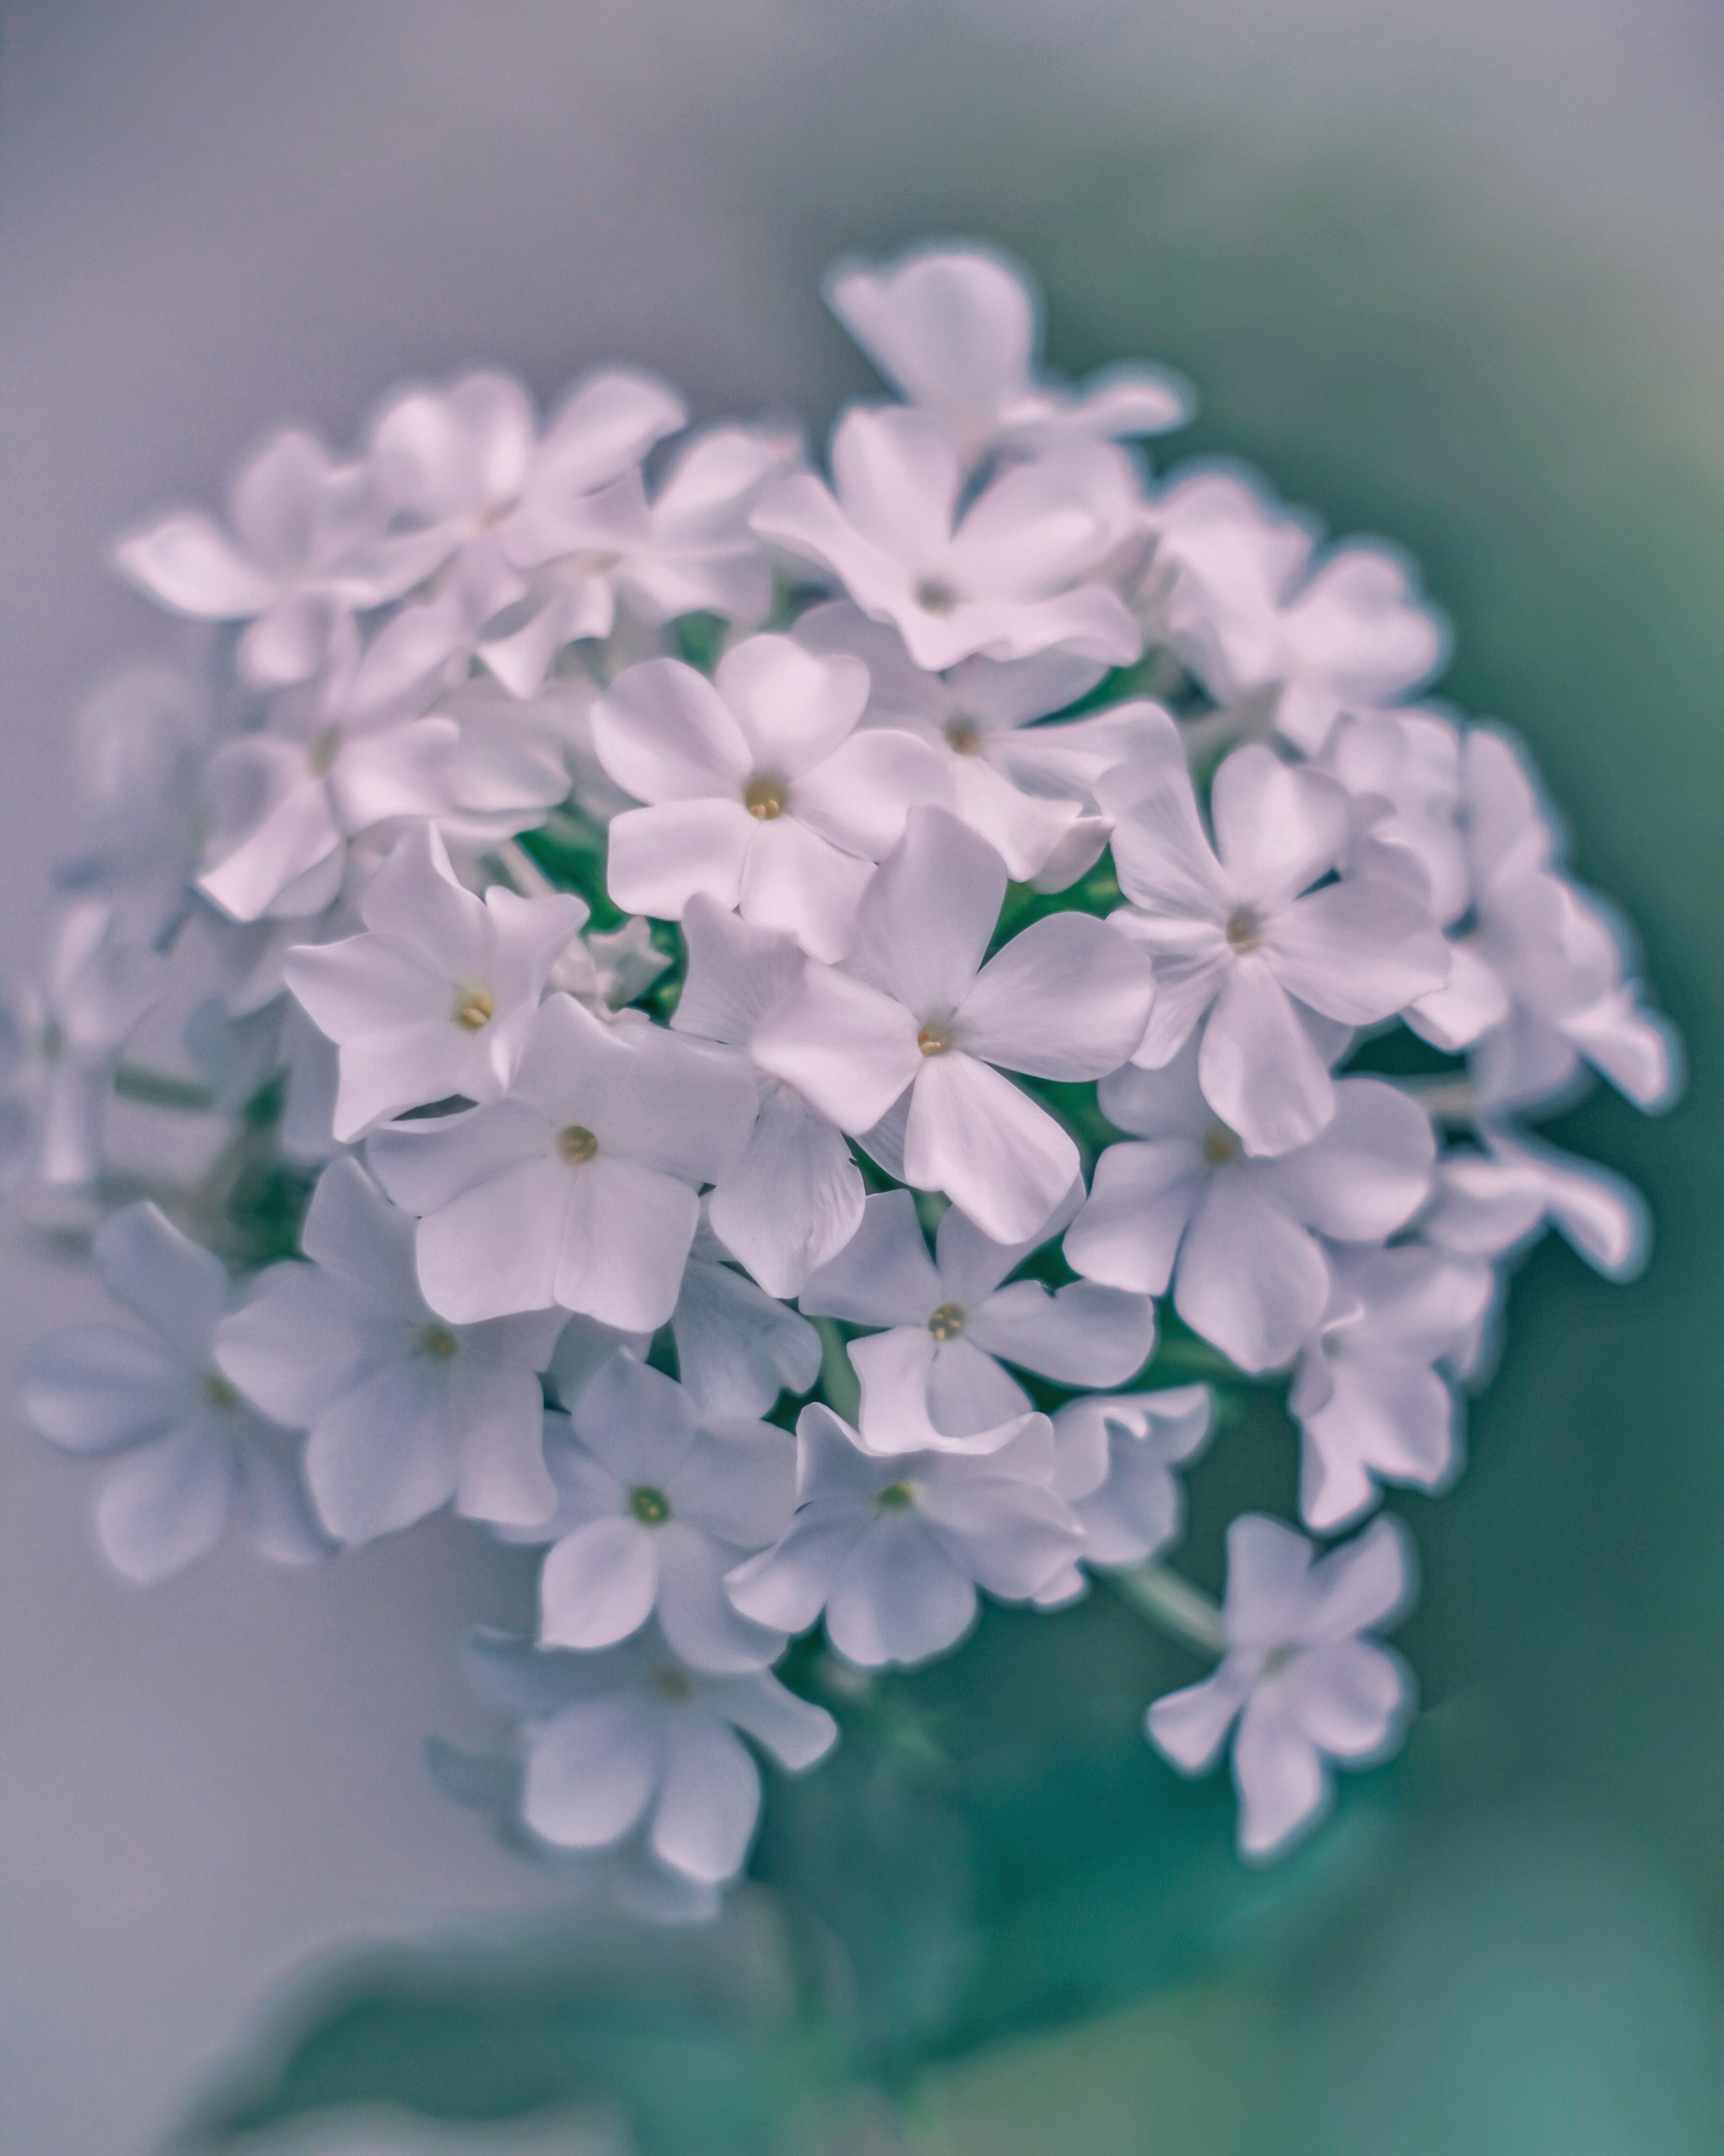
<box><xmin>958</xmin><ymin>912</ymin><xmax>1154</xmax><ymax>1079</ymax></box>
<box><xmin>903</xmin><ymin>1052</ymin><xmax>1080</xmax><ymax>1247</ymax></box>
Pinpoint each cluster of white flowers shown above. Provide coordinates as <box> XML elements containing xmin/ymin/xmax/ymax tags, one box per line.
<box><xmin>9</xmin><ymin>241</ymin><xmax>1677</xmax><ymax>1906</ymax></box>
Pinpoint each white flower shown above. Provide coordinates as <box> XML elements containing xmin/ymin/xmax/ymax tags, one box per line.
<box><xmin>1421</xmin><ymin>1122</ymin><xmax>1650</xmax><ymax>1283</ymax></box>
<box><xmin>528</xmin><ymin>1352</ymin><xmax>793</xmax><ymax>1671</ymax></box>
<box><xmin>464</xmin><ymin>1623</ymin><xmax>836</xmax><ymax>1886</ymax></box>
<box><xmin>1456</xmin><ymin>729</ymin><xmax>1677</xmax><ymax>1113</ymax></box>
<box><xmin>1289</xmin><ymin>1245</ymin><xmax>1495</xmax><ymax>1533</ymax></box>
<box><xmin>20</xmin><ymin>1202</ymin><xmax>324</xmax><ymax>1583</ymax></box>
<box><xmin>1147</xmin><ymin>1513</ymin><xmax>1414</xmax><ymax>1859</ymax></box>
<box><xmin>726</xmin><ymin>1402</ymin><xmax>1080</xmax><ymax>1667</ymax></box>
<box><xmin>670</xmin><ymin>1213</ymin><xmax>823</xmax><ymax>1418</ymax></box>
<box><xmin>1050</xmin><ymin>1383</ymin><xmax>1213</xmax><ymax>1575</ymax></box>
<box><xmin>1104</xmin><ymin>742</ymin><xmax>1448</xmax><ymax>1155</ymax></box>
<box><xmin>214</xmin><ymin>1158</ymin><xmax>566</xmax><ymax>1541</ymax></box>
<box><xmin>1149</xmin><ymin>470</ymin><xmax>1447</xmax><ymax>755</ymax></box>
<box><xmin>1064</xmin><ymin>1043</ymin><xmax>1435</xmax><ymax>1371</ymax></box>
<box><xmin>752</xmin><ymin>406</ymin><xmax>1143</xmax><ymax>673</ymax></box>
<box><xmin>800</xmin><ymin>1188</ymin><xmax>1154</xmax><ymax>1453</ymax></box>
<box><xmin>824</xmin><ymin>243</ymin><xmax>1192</xmax><ymax>465</ymax></box>
<box><xmin>480</xmin><ymin>424</ymin><xmax>799</xmax><ymax>697</ymax></box>
<box><xmin>283</xmin><ymin>824</ymin><xmax>586</xmax><ymax>1141</ymax></box>
<box><xmin>671</xmin><ymin>896</ymin><xmax>865</xmax><ymax>1295</ymax></box>
<box><xmin>594</xmin><ymin>634</ymin><xmax>951</xmax><ymax>962</ymax></box>
<box><xmin>1</xmin><ymin>901</ymin><xmax>168</xmax><ymax>1188</ymax></box>
<box><xmin>368</xmin><ymin>366</ymin><xmax>686</xmax><ymax>632</ymax></box>
<box><xmin>752</xmin><ymin>807</ymin><xmax>1156</xmax><ymax>1243</ymax></box>
<box><xmin>795</xmin><ymin>599</ymin><xmax>1185</xmax><ymax>886</ymax></box>
<box><xmin>366</xmin><ymin>992</ymin><xmax>757</xmax><ymax>1331</ymax></box>
<box><xmin>113</xmin><ymin>427</ymin><xmax>443</xmax><ymax>689</ymax></box>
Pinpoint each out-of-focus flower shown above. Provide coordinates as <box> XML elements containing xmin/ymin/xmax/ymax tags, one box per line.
<box><xmin>528</xmin><ymin>1352</ymin><xmax>793</xmax><ymax>1671</ymax></box>
<box><xmin>214</xmin><ymin>1158</ymin><xmax>565</xmax><ymax>1541</ymax></box>
<box><xmin>726</xmin><ymin>1402</ymin><xmax>1080</xmax><ymax>1666</ymax></box>
<box><xmin>1147</xmin><ymin>1512</ymin><xmax>1414</xmax><ymax>1857</ymax></box>
<box><xmin>466</xmin><ymin>1623</ymin><xmax>836</xmax><ymax>1887</ymax></box>
<box><xmin>21</xmin><ymin>1203</ymin><xmax>324</xmax><ymax>1581</ymax></box>
<box><xmin>825</xmin><ymin>242</ymin><xmax>1192</xmax><ymax>465</ymax></box>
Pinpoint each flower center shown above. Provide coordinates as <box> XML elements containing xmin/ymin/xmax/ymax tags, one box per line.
<box><xmin>308</xmin><ymin>724</ymin><xmax>343</xmax><ymax>776</ymax></box>
<box><xmin>915</xmin><ymin>576</ymin><xmax>959</xmax><ymax>616</ymax></box>
<box><xmin>419</xmin><ymin>1324</ymin><xmax>458</xmax><ymax>1359</ymax></box>
<box><xmin>1260</xmin><ymin>1643</ymin><xmax>1297</xmax><ymax>1680</ymax></box>
<box><xmin>743</xmin><ymin>774</ymin><xmax>789</xmax><ymax>821</ymax></box>
<box><xmin>557</xmin><ymin>1124</ymin><xmax>599</xmax><ymax>1166</ymax></box>
<box><xmin>927</xmin><ymin>1302</ymin><xmax>966</xmax><ymax>1342</ymax></box>
<box><xmin>1202</xmin><ymin>1124</ymin><xmax>1240</xmax><ymax>1167</ymax></box>
<box><xmin>916</xmin><ymin>1022</ymin><xmax>953</xmax><ymax>1057</ymax></box>
<box><xmin>1224</xmin><ymin>904</ymin><xmax>1265</xmax><ymax>955</ymax></box>
<box><xmin>38</xmin><ymin>1018</ymin><xmax>64</xmax><ymax>1065</ymax></box>
<box><xmin>204</xmin><ymin>1371</ymin><xmax>242</xmax><ymax>1410</ymax></box>
<box><xmin>451</xmin><ymin>982</ymin><xmax>494</xmax><ymax>1032</ymax></box>
<box><xmin>875</xmin><ymin>1481</ymin><xmax>915</xmax><ymax>1512</ymax></box>
<box><xmin>629</xmin><ymin>1485</ymin><xmax>671</xmax><ymax>1526</ymax></box>
<box><xmin>651</xmin><ymin>1664</ymin><xmax>694</xmax><ymax>1702</ymax></box>
<box><xmin>944</xmin><ymin>717</ymin><xmax>982</xmax><ymax>755</ymax></box>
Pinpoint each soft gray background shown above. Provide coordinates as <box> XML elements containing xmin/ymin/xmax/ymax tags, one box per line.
<box><xmin>4</xmin><ymin>4</ymin><xmax>1724</xmax><ymax>2152</ymax></box>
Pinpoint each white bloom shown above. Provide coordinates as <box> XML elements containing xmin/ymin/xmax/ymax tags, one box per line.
<box><xmin>465</xmin><ymin>1623</ymin><xmax>836</xmax><ymax>1886</ymax></box>
<box><xmin>670</xmin><ymin>1214</ymin><xmax>823</xmax><ymax>1417</ymax></box>
<box><xmin>1421</xmin><ymin>1122</ymin><xmax>1650</xmax><ymax>1283</ymax></box>
<box><xmin>214</xmin><ymin>1158</ymin><xmax>566</xmax><ymax>1541</ymax></box>
<box><xmin>752</xmin><ymin>807</ymin><xmax>1156</xmax><ymax>1243</ymax></box>
<box><xmin>113</xmin><ymin>427</ymin><xmax>443</xmax><ymax>689</ymax></box>
<box><xmin>529</xmin><ymin>1352</ymin><xmax>793</xmax><ymax>1671</ymax></box>
<box><xmin>368</xmin><ymin>366</ymin><xmax>686</xmax><ymax>642</ymax></box>
<box><xmin>752</xmin><ymin>406</ymin><xmax>1143</xmax><ymax>673</ymax></box>
<box><xmin>800</xmin><ymin>1189</ymin><xmax>1154</xmax><ymax>1453</ymax></box>
<box><xmin>1050</xmin><ymin>1383</ymin><xmax>1213</xmax><ymax>1574</ymax></box>
<box><xmin>1064</xmin><ymin>1043</ymin><xmax>1435</xmax><ymax>1371</ymax></box>
<box><xmin>1149</xmin><ymin>470</ymin><xmax>1447</xmax><ymax>755</ymax></box>
<box><xmin>366</xmin><ymin>992</ymin><xmax>757</xmax><ymax>1330</ymax></box>
<box><xmin>1319</xmin><ymin>706</ymin><xmax>1471</xmax><ymax>928</ymax></box>
<box><xmin>1104</xmin><ymin>743</ymin><xmax>1448</xmax><ymax>1155</ymax></box>
<box><xmin>824</xmin><ymin>243</ymin><xmax>1192</xmax><ymax>465</ymax></box>
<box><xmin>726</xmin><ymin>1403</ymin><xmax>1080</xmax><ymax>1667</ymax></box>
<box><xmin>283</xmin><ymin>824</ymin><xmax>586</xmax><ymax>1141</ymax></box>
<box><xmin>480</xmin><ymin>424</ymin><xmax>798</xmax><ymax>696</ymax></box>
<box><xmin>1</xmin><ymin>901</ymin><xmax>168</xmax><ymax>1187</ymax></box>
<box><xmin>1289</xmin><ymin>1245</ymin><xmax>1495</xmax><ymax>1533</ymax></box>
<box><xmin>20</xmin><ymin>1203</ymin><xmax>324</xmax><ymax>1582</ymax></box>
<box><xmin>795</xmin><ymin>599</ymin><xmax>1184</xmax><ymax>885</ymax></box>
<box><xmin>1147</xmin><ymin>1513</ymin><xmax>1414</xmax><ymax>1859</ymax></box>
<box><xmin>594</xmin><ymin>634</ymin><xmax>950</xmax><ymax>961</ymax></box>
<box><xmin>1456</xmin><ymin>729</ymin><xmax>1677</xmax><ymax>1112</ymax></box>
<box><xmin>671</xmin><ymin>896</ymin><xmax>865</xmax><ymax>1295</ymax></box>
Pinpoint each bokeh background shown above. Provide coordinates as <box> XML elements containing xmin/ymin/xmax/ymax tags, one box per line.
<box><xmin>4</xmin><ymin>3</ymin><xmax>1724</xmax><ymax>2151</ymax></box>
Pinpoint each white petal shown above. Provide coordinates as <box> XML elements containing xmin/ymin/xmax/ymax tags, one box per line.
<box><xmin>523</xmin><ymin>1696</ymin><xmax>658</xmax><ymax>1849</ymax></box>
<box><xmin>1209</xmin><ymin>747</ymin><xmax>1350</xmax><ymax>902</ymax></box>
<box><xmin>650</xmin><ymin>1715</ymin><xmax>760</xmax><ymax>1883</ymax></box>
<box><xmin>305</xmin><ymin>1362</ymin><xmax>458</xmax><ymax>1542</ymax></box>
<box><xmin>1232</xmin><ymin>1696</ymin><xmax>1329</xmax><ymax>1856</ymax></box>
<box><xmin>903</xmin><ymin>1053</ymin><xmax>1080</xmax><ymax>1247</ymax></box>
<box><xmin>707</xmin><ymin>1668</ymin><xmax>839</xmax><ymax>1770</ymax></box>
<box><xmin>724</xmin><ymin>1503</ymin><xmax>867</xmax><ymax>1634</ymax></box>
<box><xmin>1062</xmin><ymin>1139</ymin><xmax>1204</xmax><ymax>1296</ymax></box>
<box><xmin>1268</xmin><ymin>879</ymin><xmax>1449</xmax><ymax>1024</ymax></box>
<box><xmin>790</xmin><ymin>729</ymin><xmax>954</xmax><ymax>860</ymax></box>
<box><xmin>708</xmin><ymin>1084</ymin><xmax>865</xmax><ymax>1300</ymax></box>
<box><xmin>655</xmin><ymin>1527</ymin><xmax>787</xmax><ymax>1673</ymax></box>
<box><xmin>591</xmin><ymin>657</ymin><xmax>752</xmax><ymax>802</ymax></box>
<box><xmin>93</xmin><ymin>1201</ymin><xmax>229</xmax><ymax>1360</ymax></box>
<box><xmin>551</xmin><ymin>1158</ymin><xmax>701</xmax><ymax>1333</ymax></box>
<box><xmin>957</xmin><ymin>913</ymin><xmax>1154</xmax><ymax>1080</ymax></box>
<box><xmin>967</xmin><ymin>1279</ymin><xmax>1155</xmax><ymax>1387</ymax></box>
<box><xmin>1258</xmin><ymin>1078</ymin><xmax>1434</xmax><ymax>1242</ymax></box>
<box><xmin>1145</xmin><ymin>1663</ymin><xmax>1250</xmax><ymax>1773</ymax></box>
<box><xmin>737</xmin><ymin>814</ymin><xmax>874</xmax><ymax>962</ymax></box>
<box><xmin>846</xmin><ymin>805</ymin><xmax>1003</xmax><ymax>1018</ymax></box>
<box><xmin>1175</xmin><ymin>1172</ymin><xmax>1329</xmax><ymax>1372</ymax></box>
<box><xmin>672</xmin><ymin>895</ymin><xmax>806</xmax><ymax>1051</ymax></box>
<box><xmin>751</xmin><ymin>965</ymin><xmax>922</xmax><ymax>1135</ymax></box>
<box><xmin>671</xmin><ymin>1256</ymin><xmax>822</xmax><ymax>1418</ymax></box>
<box><xmin>540</xmin><ymin>1517</ymin><xmax>659</xmax><ymax>1649</ymax></box>
<box><xmin>1198</xmin><ymin>963</ymin><xmax>1336</xmax><ymax>1159</ymax></box>
<box><xmin>21</xmin><ymin>1327</ymin><xmax>189</xmax><ymax>1455</ymax></box>
<box><xmin>799</xmin><ymin>1188</ymin><xmax>940</xmax><ymax>1326</ymax></box>
<box><xmin>1280</xmin><ymin>1637</ymin><xmax>1410</xmax><ymax>1759</ymax></box>
<box><xmin>94</xmin><ymin>1425</ymin><xmax>238</xmax><ymax>1583</ymax></box>
<box><xmin>113</xmin><ymin>511</ymin><xmax>278</xmax><ymax>618</ymax></box>
<box><xmin>714</xmin><ymin>634</ymin><xmax>868</xmax><ymax>775</ymax></box>
<box><xmin>603</xmin><ymin>799</ymin><xmax>752</xmax><ymax>921</ymax></box>
<box><xmin>825</xmin><ymin>1517</ymin><xmax>979</xmax><ymax>1667</ymax></box>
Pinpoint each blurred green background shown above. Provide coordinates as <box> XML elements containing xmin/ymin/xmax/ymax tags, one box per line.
<box><xmin>4</xmin><ymin>4</ymin><xmax>1723</xmax><ymax>2151</ymax></box>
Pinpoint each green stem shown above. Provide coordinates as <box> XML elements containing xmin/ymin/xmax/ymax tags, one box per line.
<box><xmin>111</xmin><ymin>1062</ymin><xmax>217</xmax><ymax>1112</ymax></box>
<box><xmin>1104</xmin><ymin>1561</ymin><xmax>1227</xmax><ymax>1658</ymax></box>
<box><xmin>1395</xmin><ymin>1076</ymin><xmax>1477</xmax><ymax>1126</ymax></box>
